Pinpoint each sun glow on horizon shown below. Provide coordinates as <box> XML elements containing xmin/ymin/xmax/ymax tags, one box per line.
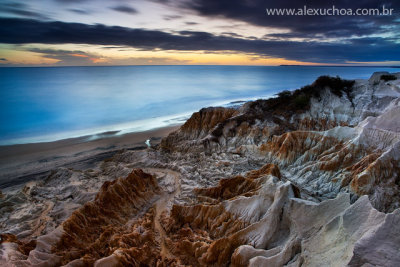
<box><xmin>0</xmin><ymin>44</ymin><xmax>345</xmax><ymax>67</ymax></box>
<box><xmin>1</xmin><ymin>43</ymin><xmax>399</xmax><ymax>67</ymax></box>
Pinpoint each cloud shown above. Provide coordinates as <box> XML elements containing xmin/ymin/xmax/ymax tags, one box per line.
<box><xmin>0</xmin><ymin>2</ymin><xmax>50</xmax><ymax>20</ymax></box>
<box><xmin>110</xmin><ymin>56</ymin><xmax>191</xmax><ymax>65</ymax></box>
<box><xmin>0</xmin><ymin>58</ymin><xmax>8</xmax><ymax>61</ymax></box>
<box><xmin>55</xmin><ymin>0</ymin><xmax>89</xmax><ymax>3</ymax></box>
<box><xmin>22</xmin><ymin>47</ymin><xmax>191</xmax><ymax>65</ymax></box>
<box><xmin>164</xmin><ymin>0</ymin><xmax>400</xmax><ymax>39</ymax></box>
<box><xmin>111</xmin><ymin>5</ymin><xmax>138</xmax><ymax>14</ymax></box>
<box><xmin>0</xmin><ymin>18</ymin><xmax>399</xmax><ymax>63</ymax></box>
<box><xmin>26</xmin><ymin>47</ymin><xmax>107</xmax><ymax>65</ymax></box>
<box><xmin>102</xmin><ymin>46</ymin><xmax>126</xmax><ymax>49</ymax></box>
<box><xmin>163</xmin><ymin>15</ymin><xmax>183</xmax><ymax>21</ymax></box>
<box><xmin>220</xmin><ymin>32</ymin><xmax>245</xmax><ymax>38</ymax></box>
<box><xmin>68</xmin><ymin>9</ymin><xmax>91</xmax><ymax>15</ymax></box>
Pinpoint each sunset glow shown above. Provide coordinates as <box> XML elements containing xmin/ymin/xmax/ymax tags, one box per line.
<box><xmin>0</xmin><ymin>1</ymin><xmax>399</xmax><ymax>66</ymax></box>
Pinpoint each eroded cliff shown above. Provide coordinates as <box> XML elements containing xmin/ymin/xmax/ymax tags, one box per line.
<box><xmin>1</xmin><ymin>72</ymin><xmax>400</xmax><ymax>266</ymax></box>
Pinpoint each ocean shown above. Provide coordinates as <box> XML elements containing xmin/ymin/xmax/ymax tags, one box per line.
<box><xmin>0</xmin><ymin>65</ymin><xmax>396</xmax><ymax>145</ymax></box>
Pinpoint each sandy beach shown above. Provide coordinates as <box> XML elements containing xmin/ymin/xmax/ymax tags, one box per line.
<box><xmin>0</xmin><ymin>125</ymin><xmax>180</xmax><ymax>190</ymax></box>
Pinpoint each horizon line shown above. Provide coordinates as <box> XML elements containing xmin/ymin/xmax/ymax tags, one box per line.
<box><xmin>0</xmin><ymin>64</ymin><xmax>399</xmax><ymax>68</ymax></box>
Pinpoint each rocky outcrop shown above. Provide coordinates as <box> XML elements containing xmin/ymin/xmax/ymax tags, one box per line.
<box><xmin>53</xmin><ymin>169</ymin><xmax>160</xmax><ymax>265</ymax></box>
<box><xmin>161</xmin><ymin>107</ymin><xmax>238</xmax><ymax>152</ymax></box>
<box><xmin>1</xmin><ymin>72</ymin><xmax>400</xmax><ymax>266</ymax></box>
<box><xmin>160</xmin><ymin>72</ymin><xmax>400</xmax><ymax>212</ymax></box>
<box><xmin>1</xmin><ymin>169</ymin><xmax>161</xmax><ymax>266</ymax></box>
<box><xmin>13</xmin><ymin>163</ymin><xmax>393</xmax><ymax>267</ymax></box>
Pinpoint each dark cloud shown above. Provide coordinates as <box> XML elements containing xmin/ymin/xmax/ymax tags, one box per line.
<box><xmin>55</xmin><ymin>0</ymin><xmax>89</xmax><ymax>3</ymax></box>
<box><xmin>111</xmin><ymin>5</ymin><xmax>138</xmax><ymax>14</ymax></box>
<box><xmin>2</xmin><ymin>3</ymin><xmax>25</xmax><ymax>9</ymax></box>
<box><xmin>19</xmin><ymin>47</ymin><xmax>191</xmax><ymax>65</ymax></box>
<box><xmin>27</xmin><ymin>47</ymin><xmax>87</xmax><ymax>55</ymax></box>
<box><xmin>26</xmin><ymin>47</ymin><xmax>102</xmax><ymax>65</ymax></box>
<box><xmin>102</xmin><ymin>46</ymin><xmax>126</xmax><ymax>49</ymax></box>
<box><xmin>0</xmin><ymin>2</ymin><xmax>50</xmax><ymax>20</ymax></box>
<box><xmin>110</xmin><ymin>56</ymin><xmax>191</xmax><ymax>65</ymax></box>
<box><xmin>185</xmin><ymin>21</ymin><xmax>198</xmax><ymax>25</ymax></box>
<box><xmin>0</xmin><ymin>58</ymin><xmax>8</xmax><ymax>61</ymax></box>
<box><xmin>163</xmin><ymin>15</ymin><xmax>183</xmax><ymax>21</ymax></box>
<box><xmin>68</xmin><ymin>9</ymin><xmax>91</xmax><ymax>15</ymax></box>
<box><xmin>220</xmin><ymin>32</ymin><xmax>245</xmax><ymax>38</ymax></box>
<box><xmin>167</xmin><ymin>0</ymin><xmax>400</xmax><ymax>39</ymax></box>
<box><xmin>0</xmin><ymin>18</ymin><xmax>399</xmax><ymax>63</ymax></box>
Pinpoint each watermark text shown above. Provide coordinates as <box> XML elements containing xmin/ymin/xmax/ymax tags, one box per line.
<box><xmin>266</xmin><ymin>5</ymin><xmax>394</xmax><ymax>16</ymax></box>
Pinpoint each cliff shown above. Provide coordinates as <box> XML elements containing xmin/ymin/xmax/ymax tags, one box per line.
<box><xmin>1</xmin><ymin>72</ymin><xmax>400</xmax><ymax>266</ymax></box>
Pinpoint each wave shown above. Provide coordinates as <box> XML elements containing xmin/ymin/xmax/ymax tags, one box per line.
<box><xmin>0</xmin><ymin>112</ymin><xmax>193</xmax><ymax>146</ymax></box>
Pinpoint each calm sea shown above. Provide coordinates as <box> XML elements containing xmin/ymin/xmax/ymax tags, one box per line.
<box><xmin>0</xmin><ymin>65</ymin><xmax>396</xmax><ymax>145</ymax></box>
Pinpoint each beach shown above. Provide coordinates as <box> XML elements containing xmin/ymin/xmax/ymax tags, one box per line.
<box><xmin>0</xmin><ymin>125</ymin><xmax>180</xmax><ymax>190</ymax></box>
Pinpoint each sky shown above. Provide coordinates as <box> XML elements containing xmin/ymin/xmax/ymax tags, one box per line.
<box><xmin>0</xmin><ymin>0</ymin><xmax>399</xmax><ymax>66</ymax></box>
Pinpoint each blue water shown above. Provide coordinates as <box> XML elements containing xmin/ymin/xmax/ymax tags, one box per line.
<box><xmin>0</xmin><ymin>65</ymin><xmax>396</xmax><ymax>145</ymax></box>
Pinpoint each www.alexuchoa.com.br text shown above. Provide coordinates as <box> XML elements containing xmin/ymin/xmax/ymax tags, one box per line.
<box><xmin>266</xmin><ymin>5</ymin><xmax>394</xmax><ymax>16</ymax></box>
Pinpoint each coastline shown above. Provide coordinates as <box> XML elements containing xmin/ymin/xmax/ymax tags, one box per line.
<box><xmin>1</xmin><ymin>72</ymin><xmax>399</xmax><ymax>266</ymax></box>
<box><xmin>0</xmin><ymin>95</ymin><xmax>265</xmax><ymax>191</ymax></box>
<box><xmin>0</xmin><ymin>125</ymin><xmax>181</xmax><ymax>190</ymax></box>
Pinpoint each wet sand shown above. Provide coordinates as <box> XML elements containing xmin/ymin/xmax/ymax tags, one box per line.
<box><xmin>0</xmin><ymin>125</ymin><xmax>180</xmax><ymax>189</ymax></box>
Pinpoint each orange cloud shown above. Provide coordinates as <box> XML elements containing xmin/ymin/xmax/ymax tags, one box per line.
<box><xmin>69</xmin><ymin>53</ymin><xmax>89</xmax><ymax>58</ymax></box>
<box><xmin>90</xmin><ymin>57</ymin><xmax>107</xmax><ymax>63</ymax></box>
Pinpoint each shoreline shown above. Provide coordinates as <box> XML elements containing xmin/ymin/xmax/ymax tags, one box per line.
<box><xmin>0</xmin><ymin>125</ymin><xmax>181</xmax><ymax>190</ymax></box>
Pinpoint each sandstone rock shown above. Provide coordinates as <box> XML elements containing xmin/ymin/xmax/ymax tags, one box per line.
<box><xmin>2</xmin><ymin>73</ymin><xmax>400</xmax><ymax>266</ymax></box>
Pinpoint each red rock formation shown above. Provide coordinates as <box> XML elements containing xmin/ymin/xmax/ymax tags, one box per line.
<box><xmin>0</xmin><ymin>234</ymin><xmax>36</xmax><ymax>256</ymax></box>
<box><xmin>260</xmin><ymin>131</ymin><xmax>347</xmax><ymax>165</ymax></box>
<box><xmin>258</xmin><ymin>129</ymin><xmax>400</xmax><ymax>211</ymax></box>
<box><xmin>195</xmin><ymin>164</ymin><xmax>281</xmax><ymax>201</ymax></box>
<box><xmin>161</xmin><ymin>164</ymin><xmax>285</xmax><ymax>266</ymax></box>
<box><xmin>32</xmin><ymin>164</ymin><xmax>285</xmax><ymax>266</ymax></box>
<box><xmin>109</xmin><ymin>208</ymin><xmax>161</xmax><ymax>266</ymax></box>
<box><xmin>181</xmin><ymin>107</ymin><xmax>238</xmax><ymax>137</ymax></box>
<box><xmin>53</xmin><ymin>169</ymin><xmax>160</xmax><ymax>265</ymax></box>
<box><xmin>297</xmin><ymin>117</ymin><xmax>350</xmax><ymax>131</ymax></box>
<box><xmin>161</xmin><ymin>107</ymin><xmax>237</xmax><ymax>152</ymax></box>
